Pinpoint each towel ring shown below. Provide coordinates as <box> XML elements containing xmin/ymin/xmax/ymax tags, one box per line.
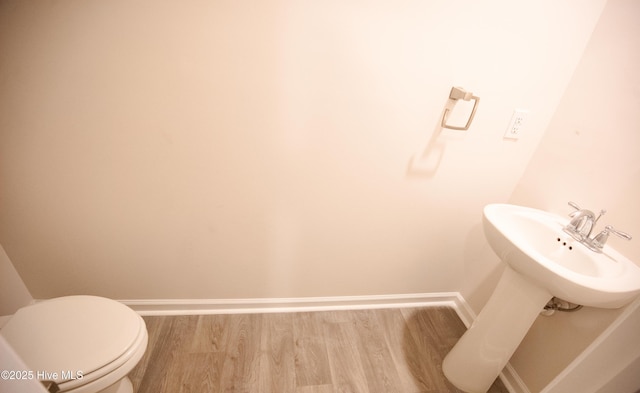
<box><xmin>441</xmin><ymin>86</ymin><xmax>480</xmax><ymax>131</ymax></box>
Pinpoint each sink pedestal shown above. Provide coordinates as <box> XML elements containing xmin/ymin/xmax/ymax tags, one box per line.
<box><xmin>443</xmin><ymin>266</ymin><xmax>552</xmax><ymax>393</ymax></box>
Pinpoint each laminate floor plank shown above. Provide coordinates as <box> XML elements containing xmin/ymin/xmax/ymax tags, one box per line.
<box><xmin>295</xmin><ymin>384</ymin><xmax>335</xmax><ymax>393</ymax></box>
<box><xmin>376</xmin><ymin>308</ymin><xmax>429</xmax><ymax>393</ymax></box>
<box><xmin>217</xmin><ymin>313</ymin><xmax>262</xmax><ymax>393</ymax></box>
<box><xmin>400</xmin><ymin>308</ymin><xmax>446</xmax><ymax>392</ymax></box>
<box><xmin>161</xmin><ymin>352</ymin><xmax>222</xmax><ymax>393</ymax></box>
<box><xmin>350</xmin><ymin>310</ymin><xmax>403</xmax><ymax>393</ymax></box>
<box><xmin>135</xmin><ymin>315</ymin><xmax>200</xmax><ymax>393</ymax></box>
<box><xmin>259</xmin><ymin>313</ymin><xmax>296</xmax><ymax>393</ymax></box>
<box><xmin>292</xmin><ymin>312</ymin><xmax>333</xmax><ymax>387</ymax></box>
<box><xmin>190</xmin><ymin>314</ymin><xmax>234</xmax><ymax>353</ymax></box>
<box><xmin>323</xmin><ymin>317</ymin><xmax>369</xmax><ymax>393</ymax></box>
<box><xmin>130</xmin><ymin>307</ymin><xmax>510</xmax><ymax>393</ymax></box>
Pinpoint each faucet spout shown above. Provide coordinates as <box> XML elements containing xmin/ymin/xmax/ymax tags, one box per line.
<box><xmin>564</xmin><ymin>209</ymin><xmax>596</xmax><ymax>240</ymax></box>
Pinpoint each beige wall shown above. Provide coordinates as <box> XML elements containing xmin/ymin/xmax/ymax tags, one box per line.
<box><xmin>0</xmin><ymin>243</ymin><xmax>33</xmax><ymax>316</ymax></box>
<box><xmin>3</xmin><ymin>1</ymin><xmax>637</xmax><ymax>391</ymax></box>
<box><xmin>0</xmin><ymin>0</ymin><xmax>605</xmax><ymax>300</ymax></box>
<box><xmin>507</xmin><ymin>0</ymin><xmax>640</xmax><ymax>390</ymax></box>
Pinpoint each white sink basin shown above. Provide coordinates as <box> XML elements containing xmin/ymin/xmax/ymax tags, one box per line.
<box><xmin>444</xmin><ymin>203</ymin><xmax>640</xmax><ymax>393</ymax></box>
<box><xmin>483</xmin><ymin>203</ymin><xmax>640</xmax><ymax>309</ymax></box>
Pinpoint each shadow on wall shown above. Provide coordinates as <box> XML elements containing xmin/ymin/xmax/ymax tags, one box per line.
<box><xmin>406</xmin><ymin>97</ymin><xmax>464</xmax><ymax>178</ymax></box>
<box><xmin>406</xmin><ymin>87</ymin><xmax>483</xmax><ymax>178</ymax></box>
<box><xmin>406</xmin><ymin>119</ymin><xmax>446</xmax><ymax>178</ymax></box>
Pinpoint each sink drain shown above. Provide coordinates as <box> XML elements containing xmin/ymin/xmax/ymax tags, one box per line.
<box><xmin>542</xmin><ymin>296</ymin><xmax>583</xmax><ymax>316</ymax></box>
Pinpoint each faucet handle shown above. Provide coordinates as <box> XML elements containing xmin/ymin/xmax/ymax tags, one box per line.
<box><xmin>589</xmin><ymin>225</ymin><xmax>632</xmax><ymax>251</ymax></box>
<box><xmin>607</xmin><ymin>226</ymin><xmax>632</xmax><ymax>241</ymax></box>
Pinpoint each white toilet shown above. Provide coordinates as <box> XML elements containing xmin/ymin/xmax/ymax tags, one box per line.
<box><xmin>0</xmin><ymin>296</ymin><xmax>148</xmax><ymax>393</ymax></box>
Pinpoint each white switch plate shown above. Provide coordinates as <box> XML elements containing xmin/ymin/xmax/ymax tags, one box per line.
<box><xmin>504</xmin><ymin>109</ymin><xmax>529</xmax><ymax>140</ymax></box>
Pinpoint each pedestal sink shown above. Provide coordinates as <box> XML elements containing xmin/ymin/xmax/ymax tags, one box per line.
<box><xmin>443</xmin><ymin>204</ymin><xmax>640</xmax><ymax>393</ymax></box>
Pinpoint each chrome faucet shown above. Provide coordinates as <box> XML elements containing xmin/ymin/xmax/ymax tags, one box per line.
<box><xmin>563</xmin><ymin>201</ymin><xmax>632</xmax><ymax>252</ymax></box>
<box><xmin>563</xmin><ymin>201</ymin><xmax>604</xmax><ymax>241</ymax></box>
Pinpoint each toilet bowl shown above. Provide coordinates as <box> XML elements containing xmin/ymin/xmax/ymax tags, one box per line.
<box><xmin>0</xmin><ymin>296</ymin><xmax>148</xmax><ymax>393</ymax></box>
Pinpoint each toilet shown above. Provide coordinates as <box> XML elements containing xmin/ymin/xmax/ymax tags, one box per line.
<box><xmin>0</xmin><ymin>296</ymin><xmax>148</xmax><ymax>393</ymax></box>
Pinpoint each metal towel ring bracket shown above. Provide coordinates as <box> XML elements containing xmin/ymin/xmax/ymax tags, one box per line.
<box><xmin>441</xmin><ymin>86</ymin><xmax>480</xmax><ymax>131</ymax></box>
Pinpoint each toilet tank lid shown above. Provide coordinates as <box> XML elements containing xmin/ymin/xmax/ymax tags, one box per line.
<box><xmin>0</xmin><ymin>296</ymin><xmax>143</xmax><ymax>381</ymax></box>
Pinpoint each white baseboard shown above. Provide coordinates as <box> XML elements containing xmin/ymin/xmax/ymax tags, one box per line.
<box><xmin>119</xmin><ymin>292</ymin><xmax>527</xmax><ymax>393</ymax></box>
<box><xmin>120</xmin><ymin>292</ymin><xmax>464</xmax><ymax>316</ymax></box>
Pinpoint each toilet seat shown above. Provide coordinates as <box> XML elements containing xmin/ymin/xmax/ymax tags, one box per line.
<box><xmin>0</xmin><ymin>296</ymin><xmax>147</xmax><ymax>392</ymax></box>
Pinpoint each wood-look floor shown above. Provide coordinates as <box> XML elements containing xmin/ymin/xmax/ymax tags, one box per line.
<box><xmin>129</xmin><ymin>307</ymin><xmax>509</xmax><ymax>393</ymax></box>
